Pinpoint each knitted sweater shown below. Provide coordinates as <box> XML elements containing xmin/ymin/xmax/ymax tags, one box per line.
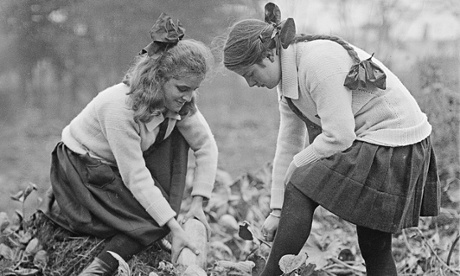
<box><xmin>62</xmin><ymin>83</ymin><xmax>218</xmax><ymax>226</ymax></box>
<box><xmin>270</xmin><ymin>40</ymin><xmax>432</xmax><ymax>209</ymax></box>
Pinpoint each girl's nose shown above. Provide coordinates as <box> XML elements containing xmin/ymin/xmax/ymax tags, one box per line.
<box><xmin>247</xmin><ymin>79</ymin><xmax>257</xmax><ymax>87</ymax></box>
<box><xmin>182</xmin><ymin>91</ymin><xmax>194</xmax><ymax>102</ymax></box>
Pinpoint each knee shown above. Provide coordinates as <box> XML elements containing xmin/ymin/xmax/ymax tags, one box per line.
<box><xmin>284</xmin><ymin>183</ymin><xmax>318</xmax><ymax>210</ymax></box>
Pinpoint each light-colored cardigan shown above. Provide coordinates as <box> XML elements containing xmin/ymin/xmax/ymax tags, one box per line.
<box><xmin>62</xmin><ymin>83</ymin><xmax>218</xmax><ymax>226</ymax></box>
<box><xmin>270</xmin><ymin>40</ymin><xmax>432</xmax><ymax>209</ymax></box>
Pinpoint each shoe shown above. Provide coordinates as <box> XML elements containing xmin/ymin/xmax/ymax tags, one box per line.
<box><xmin>78</xmin><ymin>257</ymin><xmax>115</xmax><ymax>276</ymax></box>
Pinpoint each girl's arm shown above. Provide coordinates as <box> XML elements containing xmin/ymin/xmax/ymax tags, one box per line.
<box><xmin>294</xmin><ymin>76</ymin><xmax>356</xmax><ymax>167</ymax></box>
<box><xmin>177</xmin><ymin>109</ymin><xmax>218</xmax><ymax>199</ymax></box>
<box><xmin>270</xmin><ymin>99</ymin><xmax>307</xmax><ymax>209</ymax></box>
<box><xmin>177</xmin><ymin>109</ymin><xmax>218</xmax><ymax>237</ymax></box>
<box><xmin>97</xmin><ymin>98</ymin><xmax>178</xmax><ymax>227</ymax></box>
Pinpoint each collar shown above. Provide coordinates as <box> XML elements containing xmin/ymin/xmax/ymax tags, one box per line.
<box><xmin>277</xmin><ymin>44</ymin><xmax>299</xmax><ymax>100</ymax></box>
<box><xmin>145</xmin><ymin>110</ymin><xmax>181</xmax><ymax>132</ymax></box>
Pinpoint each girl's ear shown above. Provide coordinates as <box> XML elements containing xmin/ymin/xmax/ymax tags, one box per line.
<box><xmin>266</xmin><ymin>49</ymin><xmax>276</xmax><ymax>62</ymax></box>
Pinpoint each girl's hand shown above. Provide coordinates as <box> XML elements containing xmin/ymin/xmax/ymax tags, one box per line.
<box><xmin>284</xmin><ymin>161</ymin><xmax>298</xmax><ymax>185</ymax></box>
<box><xmin>261</xmin><ymin>209</ymin><xmax>281</xmax><ymax>242</ymax></box>
<box><xmin>167</xmin><ymin>218</ymin><xmax>200</xmax><ymax>263</ymax></box>
<box><xmin>181</xmin><ymin>196</ymin><xmax>212</xmax><ymax>240</ymax></box>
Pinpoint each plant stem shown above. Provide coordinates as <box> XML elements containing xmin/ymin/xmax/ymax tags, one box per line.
<box><xmin>447</xmin><ymin>235</ymin><xmax>460</xmax><ymax>266</ymax></box>
<box><xmin>416</xmin><ymin>229</ymin><xmax>460</xmax><ymax>275</ymax></box>
<box><xmin>257</xmin><ymin>237</ymin><xmax>271</xmax><ymax>248</ymax></box>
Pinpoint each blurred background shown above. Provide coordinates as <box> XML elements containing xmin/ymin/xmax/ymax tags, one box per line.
<box><xmin>0</xmin><ymin>0</ymin><xmax>458</xmax><ymax>216</ymax></box>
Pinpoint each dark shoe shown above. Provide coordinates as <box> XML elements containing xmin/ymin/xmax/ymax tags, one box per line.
<box><xmin>78</xmin><ymin>257</ymin><xmax>115</xmax><ymax>276</ymax></box>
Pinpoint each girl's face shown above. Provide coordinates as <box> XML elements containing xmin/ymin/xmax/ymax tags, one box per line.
<box><xmin>163</xmin><ymin>75</ymin><xmax>202</xmax><ymax>113</ymax></box>
<box><xmin>235</xmin><ymin>50</ymin><xmax>281</xmax><ymax>89</ymax></box>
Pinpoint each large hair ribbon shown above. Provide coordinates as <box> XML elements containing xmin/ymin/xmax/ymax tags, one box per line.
<box><xmin>260</xmin><ymin>2</ymin><xmax>296</xmax><ymax>54</ymax></box>
<box><xmin>140</xmin><ymin>12</ymin><xmax>185</xmax><ymax>57</ymax></box>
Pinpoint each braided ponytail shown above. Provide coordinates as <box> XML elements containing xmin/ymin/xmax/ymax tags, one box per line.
<box><xmin>223</xmin><ymin>15</ymin><xmax>386</xmax><ymax>90</ymax></box>
<box><xmin>294</xmin><ymin>34</ymin><xmax>360</xmax><ymax>64</ymax></box>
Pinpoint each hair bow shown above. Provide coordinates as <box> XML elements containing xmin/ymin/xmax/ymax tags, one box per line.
<box><xmin>260</xmin><ymin>2</ymin><xmax>296</xmax><ymax>54</ymax></box>
<box><xmin>344</xmin><ymin>53</ymin><xmax>387</xmax><ymax>90</ymax></box>
<box><xmin>140</xmin><ymin>12</ymin><xmax>185</xmax><ymax>56</ymax></box>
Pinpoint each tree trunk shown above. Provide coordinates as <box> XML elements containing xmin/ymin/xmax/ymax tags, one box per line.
<box><xmin>175</xmin><ymin>218</ymin><xmax>208</xmax><ymax>269</ymax></box>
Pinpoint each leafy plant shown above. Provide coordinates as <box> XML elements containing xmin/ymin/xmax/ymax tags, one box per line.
<box><xmin>108</xmin><ymin>251</ymin><xmax>131</xmax><ymax>276</ymax></box>
<box><xmin>1</xmin><ymin>164</ymin><xmax>459</xmax><ymax>275</ymax></box>
<box><xmin>279</xmin><ymin>252</ymin><xmax>308</xmax><ymax>275</ymax></box>
<box><xmin>0</xmin><ymin>214</ymin><xmax>47</xmax><ymax>276</ymax></box>
<box><xmin>10</xmin><ymin>182</ymin><xmax>37</xmax><ymax>230</ymax></box>
<box><xmin>238</xmin><ymin>221</ymin><xmax>271</xmax><ymax>249</ymax></box>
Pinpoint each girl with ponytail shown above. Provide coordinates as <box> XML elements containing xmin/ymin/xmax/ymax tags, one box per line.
<box><xmin>223</xmin><ymin>3</ymin><xmax>440</xmax><ymax>276</ymax></box>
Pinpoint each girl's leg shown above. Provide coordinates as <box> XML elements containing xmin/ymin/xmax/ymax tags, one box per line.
<box><xmin>79</xmin><ymin>233</ymin><xmax>145</xmax><ymax>276</ymax></box>
<box><xmin>356</xmin><ymin>226</ymin><xmax>397</xmax><ymax>276</ymax></box>
<box><xmin>260</xmin><ymin>183</ymin><xmax>318</xmax><ymax>276</ymax></box>
<box><xmin>98</xmin><ymin>233</ymin><xmax>145</xmax><ymax>269</ymax></box>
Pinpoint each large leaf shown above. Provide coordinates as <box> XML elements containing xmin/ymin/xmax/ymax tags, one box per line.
<box><xmin>238</xmin><ymin>221</ymin><xmax>254</xmax><ymax>241</ymax></box>
<box><xmin>304</xmin><ymin>233</ymin><xmax>342</xmax><ymax>269</ymax></box>
<box><xmin>0</xmin><ymin>212</ymin><xmax>10</xmax><ymax>232</ymax></box>
<box><xmin>219</xmin><ymin>214</ymin><xmax>239</xmax><ymax>233</ymax></box>
<box><xmin>33</xmin><ymin>250</ymin><xmax>48</xmax><ymax>270</ymax></box>
<box><xmin>0</xmin><ymin>243</ymin><xmax>14</xmax><ymax>260</ymax></box>
<box><xmin>25</xmin><ymin>238</ymin><xmax>41</xmax><ymax>256</ymax></box>
<box><xmin>108</xmin><ymin>251</ymin><xmax>131</xmax><ymax>276</ymax></box>
<box><xmin>447</xmin><ymin>178</ymin><xmax>460</xmax><ymax>203</ymax></box>
<box><xmin>279</xmin><ymin>252</ymin><xmax>308</xmax><ymax>274</ymax></box>
<box><xmin>23</xmin><ymin>183</ymin><xmax>37</xmax><ymax>201</ymax></box>
<box><xmin>183</xmin><ymin>264</ymin><xmax>207</xmax><ymax>276</ymax></box>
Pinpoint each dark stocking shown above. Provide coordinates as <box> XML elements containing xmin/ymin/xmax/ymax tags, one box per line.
<box><xmin>97</xmin><ymin>233</ymin><xmax>146</xmax><ymax>271</ymax></box>
<box><xmin>357</xmin><ymin>226</ymin><xmax>397</xmax><ymax>276</ymax></box>
<box><xmin>260</xmin><ymin>183</ymin><xmax>318</xmax><ymax>276</ymax></box>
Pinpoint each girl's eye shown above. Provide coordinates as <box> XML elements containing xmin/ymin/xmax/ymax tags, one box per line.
<box><xmin>178</xmin><ymin>86</ymin><xmax>189</xmax><ymax>92</ymax></box>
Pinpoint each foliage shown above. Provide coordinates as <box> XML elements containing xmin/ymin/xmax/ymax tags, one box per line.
<box><xmin>0</xmin><ymin>164</ymin><xmax>459</xmax><ymax>275</ymax></box>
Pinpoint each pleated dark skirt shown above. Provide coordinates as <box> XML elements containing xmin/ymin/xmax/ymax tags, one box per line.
<box><xmin>40</xmin><ymin>128</ymin><xmax>189</xmax><ymax>246</ymax></box>
<box><xmin>289</xmin><ymin>136</ymin><xmax>441</xmax><ymax>233</ymax></box>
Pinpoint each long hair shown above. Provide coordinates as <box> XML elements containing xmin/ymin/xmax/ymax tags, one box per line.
<box><xmin>123</xmin><ymin>39</ymin><xmax>213</xmax><ymax>123</ymax></box>
<box><xmin>223</xmin><ymin>19</ymin><xmax>360</xmax><ymax>72</ymax></box>
<box><xmin>223</xmin><ymin>19</ymin><xmax>269</xmax><ymax>71</ymax></box>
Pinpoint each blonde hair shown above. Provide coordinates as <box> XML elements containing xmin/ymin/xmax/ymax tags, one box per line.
<box><xmin>223</xmin><ymin>19</ymin><xmax>360</xmax><ymax>72</ymax></box>
<box><xmin>123</xmin><ymin>39</ymin><xmax>213</xmax><ymax>123</ymax></box>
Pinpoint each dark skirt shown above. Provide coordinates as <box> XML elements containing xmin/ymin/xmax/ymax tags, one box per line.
<box><xmin>40</xmin><ymin>128</ymin><xmax>189</xmax><ymax>246</ymax></box>
<box><xmin>289</xmin><ymin>136</ymin><xmax>441</xmax><ymax>233</ymax></box>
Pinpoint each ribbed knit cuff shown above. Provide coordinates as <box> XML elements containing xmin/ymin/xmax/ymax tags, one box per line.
<box><xmin>190</xmin><ymin>181</ymin><xmax>213</xmax><ymax>199</ymax></box>
<box><xmin>145</xmin><ymin>198</ymin><xmax>176</xmax><ymax>227</ymax></box>
<box><xmin>270</xmin><ymin>187</ymin><xmax>285</xmax><ymax>210</ymax></box>
<box><xmin>293</xmin><ymin>148</ymin><xmax>319</xmax><ymax>167</ymax></box>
